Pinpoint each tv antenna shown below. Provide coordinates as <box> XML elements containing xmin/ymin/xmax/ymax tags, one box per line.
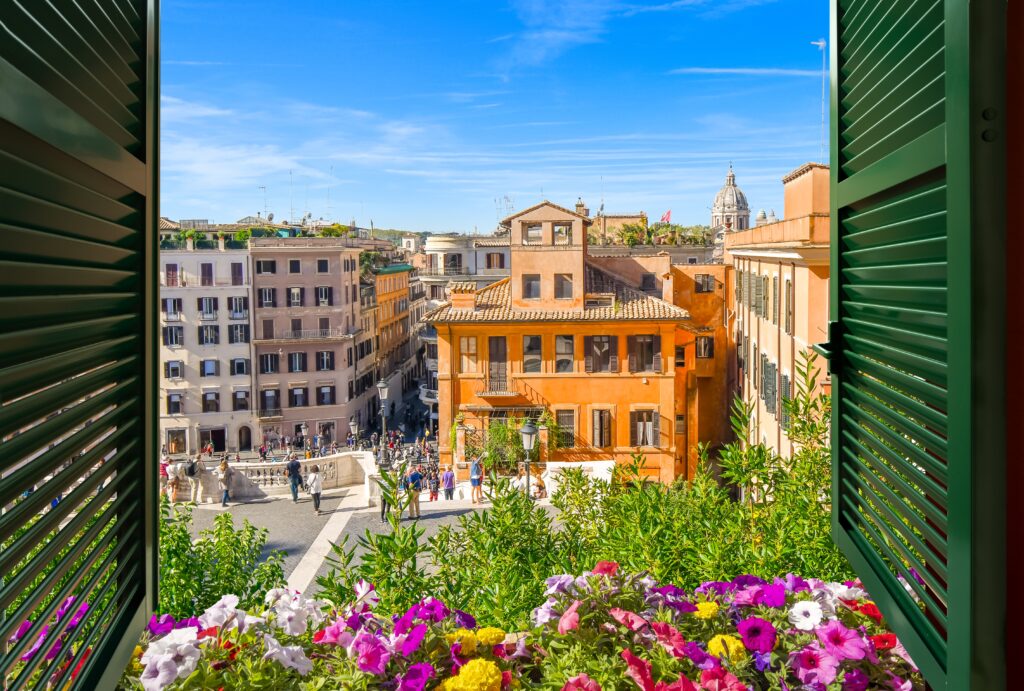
<box><xmin>812</xmin><ymin>38</ymin><xmax>827</xmax><ymax>164</ymax></box>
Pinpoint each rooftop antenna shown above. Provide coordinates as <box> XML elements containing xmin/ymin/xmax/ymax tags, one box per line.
<box><xmin>812</xmin><ymin>38</ymin><xmax>827</xmax><ymax>164</ymax></box>
<box><xmin>258</xmin><ymin>185</ymin><xmax>268</xmax><ymax>220</ymax></box>
<box><xmin>289</xmin><ymin>169</ymin><xmax>294</xmax><ymax>225</ymax></box>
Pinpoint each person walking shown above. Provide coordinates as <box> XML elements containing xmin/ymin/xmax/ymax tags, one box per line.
<box><xmin>286</xmin><ymin>454</ymin><xmax>302</xmax><ymax>503</ymax></box>
<box><xmin>470</xmin><ymin>456</ymin><xmax>483</xmax><ymax>504</ymax></box>
<box><xmin>442</xmin><ymin>465</ymin><xmax>455</xmax><ymax>500</ymax></box>
<box><xmin>307</xmin><ymin>464</ymin><xmax>323</xmax><ymax>516</ymax></box>
<box><xmin>379</xmin><ymin>469</ymin><xmax>391</xmax><ymax>523</ymax></box>
<box><xmin>186</xmin><ymin>455</ymin><xmax>204</xmax><ymax>503</ymax></box>
<box><xmin>159</xmin><ymin>456</ymin><xmax>170</xmax><ymax>496</ymax></box>
<box><xmin>217</xmin><ymin>459</ymin><xmax>233</xmax><ymax>507</ymax></box>
<box><xmin>407</xmin><ymin>465</ymin><xmax>423</xmax><ymax>519</ymax></box>
<box><xmin>427</xmin><ymin>467</ymin><xmax>439</xmax><ymax>502</ymax></box>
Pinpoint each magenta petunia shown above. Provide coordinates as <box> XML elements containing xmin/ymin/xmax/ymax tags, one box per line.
<box><xmin>699</xmin><ymin>667</ymin><xmax>748</xmax><ymax>691</ymax></box>
<box><xmin>737</xmin><ymin>616</ymin><xmax>776</xmax><ymax>654</ymax></box>
<box><xmin>816</xmin><ymin>620</ymin><xmax>868</xmax><ymax>661</ymax></box>
<box><xmin>652</xmin><ymin>621</ymin><xmax>687</xmax><ymax>658</ymax></box>
<box><xmin>352</xmin><ymin>631</ymin><xmax>390</xmax><ymax>675</ymax></box>
<box><xmin>592</xmin><ymin>561</ymin><xmax>619</xmax><ymax>576</ymax></box>
<box><xmin>842</xmin><ymin>668</ymin><xmax>870</xmax><ymax>691</ymax></box>
<box><xmin>789</xmin><ymin>643</ymin><xmax>840</xmax><ymax>687</ymax></box>
<box><xmin>563</xmin><ymin>672</ymin><xmax>602</xmax><ymax>691</ymax></box>
<box><xmin>609</xmin><ymin>607</ymin><xmax>649</xmax><ymax>632</ymax></box>
<box><xmin>621</xmin><ymin>648</ymin><xmax>655</xmax><ymax>691</ymax></box>
<box><xmin>398</xmin><ymin>662</ymin><xmax>434</xmax><ymax>691</ymax></box>
<box><xmin>147</xmin><ymin>614</ymin><xmax>176</xmax><ymax>637</ymax></box>
<box><xmin>400</xmin><ymin>623</ymin><xmax>428</xmax><ymax>657</ymax></box>
<box><xmin>558</xmin><ymin>600</ymin><xmax>582</xmax><ymax>635</ymax></box>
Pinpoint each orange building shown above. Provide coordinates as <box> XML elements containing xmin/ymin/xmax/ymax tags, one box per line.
<box><xmin>426</xmin><ymin>201</ymin><xmax>734</xmax><ymax>483</ymax></box>
<box><xmin>724</xmin><ymin>163</ymin><xmax>830</xmax><ymax>455</ymax></box>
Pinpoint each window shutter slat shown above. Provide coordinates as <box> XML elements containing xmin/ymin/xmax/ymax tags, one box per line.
<box><xmin>609</xmin><ymin>336</ymin><xmax>619</xmax><ymax>372</ymax></box>
<box><xmin>629</xmin><ymin>412</ymin><xmax>637</xmax><ymax>447</ymax></box>
<box><xmin>0</xmin><ymin>3</ymin><xmax>159</xmax><ymax>687</ymax></box>
<box><xmin>653</xmin><ymin>335</ymin><xmax>662</xmax><ymax>373</ymax></box>
<box><xmin>651</xmin><ymin>411</ymin><xmax>659</xmax><ymax>447</ymax></box>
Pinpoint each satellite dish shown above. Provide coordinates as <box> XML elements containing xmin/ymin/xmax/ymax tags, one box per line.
<box><xmin>267</xmin><ymin>212</ymin><xmax>274</xmax><ymax>222</ymax></box>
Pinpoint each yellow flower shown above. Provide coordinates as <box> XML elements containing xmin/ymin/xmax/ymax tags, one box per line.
<box><xmin>441</xmin><ymin>658</ymin><xmax>503</xmax><ymax>691</ymax></box>
<box><xmin>445</xmin><ymin>628</ymin><xmax>479</xmax><ymax>656</ymax></box>
<box><xmin>133</xmin><ymin>645</ymin><xmax>144</xmax><ymax>659</ymax></box>
<box><xmin>708</xmin><ymin>634</ymin><xmax>746</xmax><ymax>663</ymax></box>
<box><xmin>694</xmin><ymin>601</ymin><xmax>720</xmax><ymax>619</ymax></box>
<box><xmin>476</xmin><ymin>627</ymin><xmax>506</xmax><ymax>648</ymax></box>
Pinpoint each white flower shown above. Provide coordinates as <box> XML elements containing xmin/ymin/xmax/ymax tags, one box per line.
<box><xmin>263</xmin><ymin>633</ymin><xmax>313</xmax><ymax>675</ymax></box>
<box><xmin>353</xmin><ymin>580</ymin><xmax>379</xmax><ymax>610</ymax></box>
<box><xmin>809</xmin><ymin>588</ymin><xmax>838</xmax><ymax>618</ymax></box>
<box><xmin>826</xmin><ymin>582</ymin><xmax>867</xmax><ymax>601</ymax></box>
<box><xmin>200</xmin><ymin>594</ymin><xmax>264</xmax><ymax>633</ymax></box>
<box><xmin>141</xmin><ymin>628</ymin><xmax>201</xmax><ymax>690</ymax></box>
<box><xmin>263</xmin><ymin>590</ymin><xmax>326</xmax><ymax>635</ymax></box>
<box><xmin>788</xmin><ymin>600</ymin><xmax>824</xmax><ymax>631</ymax></box>
<box><xmin>140</xmin><ymin>654</ymin><xmax>179</xmax><ymax>691</ymax></box>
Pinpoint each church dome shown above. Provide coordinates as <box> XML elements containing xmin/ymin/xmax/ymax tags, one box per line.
<box><xmin>713</xmin><ymin>165</ymin><xmax>750</xmax><ymax>213</ymax></box>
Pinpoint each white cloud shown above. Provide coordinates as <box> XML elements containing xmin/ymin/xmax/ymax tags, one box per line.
<box><xmin>160</xmin><ymin>95</ymin><xmax>234</xmax><ymax>121</ymax></box>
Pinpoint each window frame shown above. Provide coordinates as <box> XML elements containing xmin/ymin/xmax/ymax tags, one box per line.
<box><xmin>555</xmin><ymin>335</ymin><xmax>574</xmax><ymax>373</ymax></box>
<box><xmin>522</xmin><ymin>335</ymin><xmax>542</xmax><ymax>373</ymax></box>
<box><xmin>554</xmin><ymin>273</ymin><xmax>573</xmax><ymax>300</ymax></box>
<box><xmin>522</xmin><ymin>274</ymin><xmax>541</xmax><ymax>300</ymax></box>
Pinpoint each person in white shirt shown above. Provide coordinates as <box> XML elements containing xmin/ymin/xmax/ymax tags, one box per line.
<box><xmin>307</xmin><ymin>464</ymin><xmax>323</xmax><ymax>515</ymax></box>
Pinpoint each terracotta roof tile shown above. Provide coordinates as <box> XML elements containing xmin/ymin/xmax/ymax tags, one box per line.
<box><xmin>424</xmin><ymin>274</ymin><xmax>691</xmax><ymax>324</ymax></box>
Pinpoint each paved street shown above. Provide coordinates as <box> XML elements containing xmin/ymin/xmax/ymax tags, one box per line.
<box><xmin>187</xmin><ymin>484</ymin><xmax>502</xmax><ymax>596</ymax></box>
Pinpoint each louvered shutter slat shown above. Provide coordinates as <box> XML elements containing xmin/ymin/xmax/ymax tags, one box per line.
<box><xmin>653</xmin><ymin>335</ymin><xmax>662</xmax><ymax>373</ymax></box>
<box><xmin>584</xmin><ymin>336</ymin><xmax>593</xmax><ymax>372</ymax></box>
<box><xmin>629</xmin><ymin>412</ymin><xmax>637</xmax><ymax>446</ymax></box>
<box><xmin>609</xmin><ymin>336</ymin><xmax>619</xmax><ymax>372</ymax></box>
<box><xmin>0</xmin><ymin>3</ymin><xmax>157</xmax><ymax>687</ymax></box>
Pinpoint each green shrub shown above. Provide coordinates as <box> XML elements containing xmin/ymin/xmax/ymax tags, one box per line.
<box><xmin>157</xmin><ymin>498</ymin><xmax>286</xmax><ymax>618</ymax></box>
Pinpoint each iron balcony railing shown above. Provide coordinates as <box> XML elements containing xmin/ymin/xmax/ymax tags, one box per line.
<box><xmin>199</xmin><ymin>311</ymin><xmax>218</xmax><ymax>321</ymax></box>
<box><xmin>480</xmin><ymin>374</ymin><xmax>516</xmax><ymax>396</ymax></box>
<box><xmin>229</xmin><ymin>310</ymin><xmax>249</xmax><ymax>320</ymax></box>
<box><xmin>255</xmin><ymin>328</ymin><xmax>358</xmax><ymax>341</ymax></box>
<box><xmin>419</xmin><ymin>267</ymin><xmax>509</xmax><ymax>277</ymax></box>
<box><xmin>162</xmin><ymin>272</ymin><xmax>248</xmax><ymax>287</ymax></box>
<box><xmin>257</xmin><ymin>407</ymin><xmax>283</xmax><ymax>418</ymax></box>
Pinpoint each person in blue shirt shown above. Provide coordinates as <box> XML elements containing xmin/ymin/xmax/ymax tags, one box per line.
<box><xmin>406</xmin><ymin>466</ymin><xmax>423</xmax><ymax>519</ymax></box>
<box><xmin>286</xmin><ymin>454</ymin><xmax>302</xmax><ymax>503</ymax></box>
<box><xmin>470</xmin><ymin>456</ymin><xmax>483</xmax><ymax>504</ymax></box>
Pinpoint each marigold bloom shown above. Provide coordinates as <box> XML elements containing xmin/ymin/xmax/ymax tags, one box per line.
<box><xmin>476</xmin><ymin>627</ymin><xmax>506</xmax><ymax>647</ymax></box>
<box><xmin>441</xmin><ymin>658</ymin><xmax>503</xmax><ymax>691</ymax></box>
<box><xmin>708</xmin><ymin>634</ymin><xmax>746</xmax><ymax>663</ymax></box>
<box><xmin>446</xmin><ymin>629</ymin><xmax>479</xmax><ymax>656</ymax></box>
<box><xmin>694</xmin><ymin>601</ymin><xmax>720</xmax><ymax>620</ymax></box>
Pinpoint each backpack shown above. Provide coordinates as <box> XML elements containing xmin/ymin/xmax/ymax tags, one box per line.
<box><xmin>185</xmin><ymin>460</ymin><xmax>197</xmax><ymax>477</ymax></box>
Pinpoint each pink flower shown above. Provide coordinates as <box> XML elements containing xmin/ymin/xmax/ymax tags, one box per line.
<box><xmin>352</xmin><ymin>631</ymin><xmax>390</xmax><ymax>675</ymax></box>
<box><xmin>558</xmin><ymin>600</ymin><xmax>582</xmax><ymax>635</ymax></box>
<box><xmin>610</xmin><ymin>608</ymin><xmax>649</xmax><ymax>632</ymax></box>
<box><xmin>816</xmin><ymin>620</ymin><xmax>868</xmax><ymax>661</ymax></box>
<box><xmin>398</xmin><ymin>662</ymin><xmax>434</xmax><ymax>691</ymax></box>
<box><xmin>699</xmin><ymin>668</ymin><xmax>747</xmax><ymax>691</ymax></box>
<box><xmin>399</xmin><ymin>623</ymin><xmax>427</xmax><ymax>657</ymax></box>
<box><xmin>652</xmin><ymin>621</ymin><xmax>687</xmax><ymax>658</ymax></box>
<box><xmin>622</xmin><ymin>649</ymin><xmax>655</xmax><ymax>691</ymax></box>
<box><xmin>789</xmin><ymin>643</ymin><xmax>839</xmax><ymax>686</ymax></box>
<box><xmin>313</xmin><ymin>619</ymin><xmax>348</xmax><ymax>645</ymax></box>
<box><xmin>660</xmin><ymin>675</ymin><xmax>699</xmax><ymax>691</ymax></box>
<box><xmin>736</xmin><ymin>616</ymin><xmax>776</xmax><ymax>654</ymax></box>
<box><xmin>563</xmin><ymin>673</ymin><xmax>602</xmax><ymax>691</ymax></box>
<box><xmin>593</xmin><ymin>561</ymin><xmax>619</xmax><ymax>576</ymax></box>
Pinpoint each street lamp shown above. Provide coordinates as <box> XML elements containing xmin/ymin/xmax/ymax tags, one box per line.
<box><xmin>520</xmin><ymin>420</ymin><xmax>538</xmax><ymax>498</ymax></box>
<box><xmin>377</xmin><ymin>378</ymin><xmax>389</xmax><ymax>447</ymax></box>
<box><xmin>300</xmin><ymin>422</ymin><xmax>309</xmax><ymax>452</ymax></box>
<box><xmin>349</xmin><ymin>416</ymin><xmax>359</xmax><ymax>446</ymax></box>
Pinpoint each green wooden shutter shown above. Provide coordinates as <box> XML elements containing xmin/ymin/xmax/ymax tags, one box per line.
<box><xmin>830</xmin><ymin>0</ymin><xmax>1006</xmax><ymax>688</ymax></box>
<box><xmin>0</xmin><ymin>1</ymin><xmax>158</xmax><ymax>688</ymax></box>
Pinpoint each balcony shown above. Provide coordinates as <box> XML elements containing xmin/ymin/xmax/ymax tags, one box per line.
<box><xmin>419</xmin><ymin>266</ymin><xmax>509</xmax><ymax>278</ymax></box>
<box><xmin>257</xmin><ymin>407</ymin><xmax>283</xmax><ymax>419</ymax></box>
<box><xmin>199</xmin><ymin>311</ymin><xmax>218</xmax><ymax>321</ymax></box>
<box><xmin>253</xmin><ymin>328</ymin><xmax>358</xmax><ymax>343</ymax></box>
<box><xmin>161</xmin><ymin>272</ymin><xmax>248</xmax><ymax>287</ymax></box>
<box><xmin>479</xmin><ymin>374</ymin><xmax>516</xmax><ymax>397</ymax></box>
<box><xmin>164</xmin><ymin>312</ymin><xmax>182</xmax><ymax>322</ymax></box>
<box><xmin>229</xmin><ymin>310</ymin><xmax>249</xmax><ymax>320</ymax></box>
<box><xmin>419</xmin><ymin>385</ymin><xmax>438</xmax><ymax>403</ymax></box>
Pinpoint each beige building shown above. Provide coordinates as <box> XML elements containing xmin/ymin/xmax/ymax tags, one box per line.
<box><xmin>159</xmin><ymin>242</ymin><xmax>256</xmax><ymax>455</ymax></box>
<box><xmin>250</xmin><ymin>238</ymin><xmax>364</xmax><ymax>447</ymax></box>
<box><xmin>725</xmin><ymin>163</ymin><xmax>830</xmax><ymax>455</ymax></box>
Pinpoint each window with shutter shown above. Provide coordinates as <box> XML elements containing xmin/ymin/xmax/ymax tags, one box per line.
<box><xmin>828</xmin><ymin>2</ymin><xmax>1008</xmax><ymax>687</ymax></box>
<box><xmin>772</xmin><ymin>276</ymin><xmax>779</xmax><ymax>324</ymax></box>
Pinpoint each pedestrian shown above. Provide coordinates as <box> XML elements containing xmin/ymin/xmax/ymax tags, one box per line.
<box><xmin>442</xmin><ymin>465</ymin><xmax>455</xmax><ymax>500</ymax></box>
<box><xmin>407</xmin><ymin>465</ymin><xmax>423</xmax><ymax>519</ymax></box>
<box><xmin>428</xmin><ymin>467</ymin><xmax>439</xmax><ymax>502</ymax></box>
<box><xmin>470</xmin><ymin>456</ymin><xmax>483</xmax><ymax>504</ymax></box>
<box><xmin>308</xmin><ymin>464</ymin><xmax>323</xmax><ymax>515</ymax></box>
<box><xmin>259</xmin><ymin>443</ymin><xmax>267</xmax><ymax>461</ymax></box>
<box><xmin>286</xmin><ymin>454</ymin><xmax>302</xmax><ymax>503</ymax></box>
<box><xmin>379</xmin><ymin>469</ymin><xmax>391</xmax><ymax>523</ymax></box>
<box><xmin>185</xmin><ymin>454</ymin><xmax>204</xmax><ymax>503</ymax></box>
<box><xmin>533</xmin><ymin>474</ymin><xmax>547</xmax><ymax>499</ymax></box>
<box><xmin>218</xmin><ymin>458</ymin><xmax>233</xmax><ymax>507</ymax></box>
<box><xmin>159</xmin><ymin>455</ymin><xmax>170</xmax><ymax>496</ymax></box>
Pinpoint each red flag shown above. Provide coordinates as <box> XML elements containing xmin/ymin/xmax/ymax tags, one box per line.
<box><xmin>660</xmin><ymin>210</ymin><xmax>671</xmax><ymax>223</ymax></box>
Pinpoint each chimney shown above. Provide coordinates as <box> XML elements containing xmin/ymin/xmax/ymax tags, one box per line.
<box><xmin>449</xmin><ymin>282</ymin><xmax>476</xmax><ymax>310</ymax></box>
<box><xmin>575</xmin><ymin>197</ymin><xmax>589</xmax><ymax>217</ymax></box>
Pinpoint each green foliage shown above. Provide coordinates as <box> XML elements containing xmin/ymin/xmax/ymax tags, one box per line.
<box><xmin>617</xmin><ymin>222</ymin><xmax>713</xmax><ymax>246</ymax></box>
<box><xmin>359</xmin><ymin>251</ymin><xmax>389</xmax><ymax>275</ymax></box>
<box><xmin>317</xmin><ymin>223</ymin><xmax>354</xmax><ymax>237</ymax></box>
<box><xmin>158</xmin><ymin>498</ymin><xmax>286</xmax><ymax>618</ymax></box>
<box><xmin>232</xmin><ymin>228</ymin><xmax>252</xmax><ymax>243</ymax></box>
<box><xmin>481</xmin><ymin>420</ymin><xmax>524</xmax><ymax>471</ymax></box>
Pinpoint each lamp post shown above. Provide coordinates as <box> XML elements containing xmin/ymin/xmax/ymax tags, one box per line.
<box><xmin>349</xmin><ymin>416</ymin><xmax>359</xmax><ymax>447</ymax></box>
<box><xmin>376</xmin><ymin>378</ymin><xmax>389</xmax><ymax>444</ymax></box>
<box><xmin>300</xmin><ymin>422</ymin><xmax>308</xmax><ymax>452</ymax></box>
<box><xmin>519</xmin><ymin>420</ymin><xmax>538</xmax><ymax>498</ymax></box>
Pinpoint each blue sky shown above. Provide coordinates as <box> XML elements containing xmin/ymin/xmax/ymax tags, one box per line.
<box><xmin>161</xmin><ymin>0</ymin><xmax>829</xmax><ymax>232</ymax></box>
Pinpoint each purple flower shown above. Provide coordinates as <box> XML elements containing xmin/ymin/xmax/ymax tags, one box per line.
<box><xmin>737</xmin><ymin>616</ymin><xmax>777</xmax><ymax>654</ymax></box>
<box><xmin>67</xmin><ymin>602</ymin><xmax>89</xmax><ymax>630</ymax></box>
<box><xmin>533</xmin><ymin>598</ymin><xmax>559</xmax><ymax>626</ymax></box>
<box><xmin>695</xmin><ymin>581</ymin><xmax>733</xmax><ymax>596</ymax></box>
<box><xmin>453</xmin><ymin>609</ymin><xmax>476</xmax><ymax>629</ymax></box>
<box><xmin>399</xmin><ymin>624</ymin><xmax>427</xmax><ymax>657</ymax></box>
<box><xmin>148</xmin><ymin>614</ymin><xmax>176</xmax><ymax>637</ymax></box>
<box><xmin>683</xmin><ymin>641</ymin><xmax>720</xmax><ymax>671</ymax></box>
<box><xmin>907</xmin><ymin>568</ymin><xmax>925</xmax><ymax>586</ymax></box>
<box><xmin>175</xmin><ymin>616</ymin><xmax>201</xmax><ymax>629</ymax></box>
<box><xmin>20</xmin><ymin>625</ymin><xmax>49</xmax><ymax>661</ymax></box>
<box><xmin>394</xmin><ymin>607</ymin><xmax>417</xmax><ymax>636</ymax></box>
<box><xmin>753</xmin><ymin>651</ymin><xmax>773</xmax><ymax>672</ymax></box>
<box><xmin>842</xmin><ymin>668</ymin><xmax>870</xmax><ymax>691</ymax></box>
<box><xmin>784</xmin><ymin>573</ymin><xmax>811</xmax><ymax>592</ymax></box>
<box><xmin>731</xmin><ymin>574</ymin><xmax>767</xmax><ymax>589</ymax></box>
<box><xmin>731</xmin><ymin>586</ymin><xmax>761</xmax><ymax>606</ymax></box>
<box><xmin>790</xmin><ymin>643</ymin><xmax>840</xmax><ymax>687</ymax></box>
<box><xmin>415</xmin><ymin>597</ymin><xmax>449</xmax><ymax>623</ymax></box>
<box><xmin>56</xmin><ymin>596</ymin><xmax>77</xmax><ymax>620</ymax></box>
<box><xmin>10</xmin><ymin>620</ymin><xmax>33</xmax><ymax>643</ymax></box>
<box><xmin>398</xmin><ymin>662</ymin><xmax>435</xmax><ymax>691</ymax></box>
<box><xmin>816</xmin><ymin>620</ymin><xmax>868</xmax><ymax>661</ymax></box>
<box><xmin>544</xmin><ymin>574</ymin><xmax>575</xmax><ymax>595</ymax></box>
<box><xmin>140</xmin><ymin>653</ymin><xmax>179</xmax><ymax>691</ymax></box>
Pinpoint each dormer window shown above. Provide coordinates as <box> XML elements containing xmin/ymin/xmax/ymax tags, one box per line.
<box><xmin>524</xmin><ymin>224</ymin><xmax>542</xmax><ymax>245</ymax></box>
